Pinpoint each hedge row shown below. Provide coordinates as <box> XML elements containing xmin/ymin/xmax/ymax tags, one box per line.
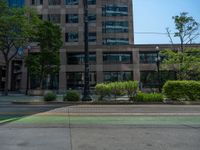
<box><xmin>163</xmin><ymin>80</ymin><xmax>200</xmax><ymax>101</ymax></box>
<box><xmin>95</xmin><ymin>81</ymin><xmax>139</xmax><ymax>101</ymax></box>
<box><xmin>136</xmin><ymin>92</ymin><xmax>163</xmax><ymax>102</ymax></box>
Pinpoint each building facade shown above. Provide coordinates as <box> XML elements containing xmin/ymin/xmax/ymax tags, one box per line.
<box><xmin>1</xmin><ymin>0</ymin><xmax>199</xmax><ymax>93</ymax></box>
<box><xmin>24</xmin><ymin>0</ymin><xmax>135</xmax><ymax>93</ymax></box>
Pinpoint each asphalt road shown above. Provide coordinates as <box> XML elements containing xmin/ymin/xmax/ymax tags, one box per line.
<box><xmin>0</xmin><ymin>103</ymin><xmax>200</xmax><ymax>150</ymax></box>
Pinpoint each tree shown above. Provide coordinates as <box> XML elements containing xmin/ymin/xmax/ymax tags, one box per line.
<box><xmin>25</xmin><ymin>21</ymin><xmax>63</xmax><ymax>89</ymax></box>
<box><xmin>166</xmin><ymin>12</ymin><xmax>199</xmax><ymax>52</ymax></box>
<box><xmin>0</xmin><ymin>1</ymin><xmax>40</xmax><ymax>95</ymax></box>
<box><xmin>161</xmin><ymin>48</ymin><xmax>200</xmax><ymax>80</ymax></box>
<box><xmin>161</xmin><ymin>12</ymin><xmax>200</xmax><ymax>80</ymax></box>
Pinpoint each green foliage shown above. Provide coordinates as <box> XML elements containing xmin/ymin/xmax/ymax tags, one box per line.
<box><xmin>63</xmin><ymin>90</ymin><xmax>80</xmax><ymax>101</ymax></box>
<box><xmin>123</xmin><ymin>81</ymin><xmax>139</xmax><ymax>101</ymax></box>
<box><xmin>108</xmin><ymin>82</ymin><xmax>125</xmax><ymax>100</ymax></box>
<box><xmin>160</xmin><ymin>48</ymin><xmax>200</xmax><ymax>80</ymax></box>
<box><xmin>95</xmin><ymin>83</ymin><xmax>110</xmax><ymax>101</ymax></box>
<box><xmin>44</xmin><ymin>92</ymin><xmax>57</xmax><ymax>101</ymax></box>
<box><xmin>25</xmin><ymin>21</ymin><xmax>63</xmax><ymax>89</ymax></box>
<box><xmin>0</xmin><ymin>1</ymin><xmax>41</xmax><ymax>95</ymax></box>
<box><xmin>163</xmin><ymin>80</ymin><xmax>200</xmax><ymax>101</ymax></box>
<box><xmin>136</xmin><ymin>92</ymin><xmax>163</xmax><ymax>102</ymax></box>
<box><xmin>167</xmin><ymin>12</ymin><xmax>199</xmax><ymax>52</ymax></box>
<box><xmin>95</xmin><ymin>81</ymin><xmax>139</xmax><ymax>101</ymax></box>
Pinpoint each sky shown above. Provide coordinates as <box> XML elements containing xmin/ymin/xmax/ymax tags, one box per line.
<box><xmin>133</xmin><ymin>0</ymin><xmax>200</xmax><ymax>44</ymax></box>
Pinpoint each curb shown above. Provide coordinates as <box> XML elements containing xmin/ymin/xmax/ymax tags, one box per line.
<box><xmin>11</xmin><ymin>101</ymin><xmax>200</xmax><ymax>105</ymax></box>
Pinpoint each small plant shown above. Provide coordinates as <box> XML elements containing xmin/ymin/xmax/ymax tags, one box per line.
<box><xmin>124</xmin><ymin>81</ymin><xmax>138</xmax><ymax>101</ymax></box>
<box><xmin>108</xmin><ymin>82</ymin><xmax>125</xmax><ymax>101</ymax></box>
<box><xmin>44</xmin><ymin>92</ymin><xmax>57</xmax><ymax>101</ymax></box>
<box><xmin>95</xmin><ymin>83</ymin><xmax>110</xmax><ymax>101</ymax></box>
<box><xmin>136</xmin><ymin>92</ymin><xmax>163</xmax><ymax>102</ymax></box>
<box><xmin>63</xmin><ymin>90</ymin><xmax>80</xmax><ymax>101</ymax></box>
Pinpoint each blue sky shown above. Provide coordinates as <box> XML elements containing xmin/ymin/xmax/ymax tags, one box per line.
<box><xmin>133</xmin><ymin>0</ymin><xmax>200</xmax><ymax>44</ymax></box>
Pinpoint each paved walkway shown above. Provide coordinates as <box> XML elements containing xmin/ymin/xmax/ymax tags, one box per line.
<box><xmin>0</xmin><ymin>104</ymin><xmax>200</xmax><ymax>150</ymax></box>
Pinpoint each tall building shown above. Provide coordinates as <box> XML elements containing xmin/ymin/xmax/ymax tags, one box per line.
<box><xmin>23</xmin><ymin>0</ymin><xmax>135</xmax><ymax>92</ymax></box>
<box><xmin>1</xmin><ymin>0</ymin><xmax>199</xmax><ymax>93</ymax></box>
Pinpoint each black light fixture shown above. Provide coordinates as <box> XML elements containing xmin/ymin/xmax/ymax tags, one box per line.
<box><xmin>82</xmin><ymin>0</ymin><xmax>92</xmax><ymax>101</ymax></box>
<box><xmin>155</xmin><ymin>46</ymin><xmax>161</xmax><ymax>92</ymax></box>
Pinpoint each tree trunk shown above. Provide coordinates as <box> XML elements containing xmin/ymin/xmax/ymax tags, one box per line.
<box><xmin>4</xmin><ymin>61</ymin><xmax>10</xmax><ymax>96</ymax></box>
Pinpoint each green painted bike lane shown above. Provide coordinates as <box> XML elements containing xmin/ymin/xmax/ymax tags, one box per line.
<box><xmin>1</xmin><ymin>115</ymin><xmax>200</xmax><ymax>125</ymax></box>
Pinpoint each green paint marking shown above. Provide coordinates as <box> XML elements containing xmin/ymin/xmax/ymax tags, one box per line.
<box><xmin>0</xmin><ymin>117</ymin><xmax>21</xmax><ymax>124</ymax></box>
<box><xmin>3</xmin><ymin>116</ymin><xmax>199</xmax><ymax>125</ymax></box>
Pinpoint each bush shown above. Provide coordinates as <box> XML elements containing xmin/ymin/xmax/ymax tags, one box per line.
<box><xmin>136</xmin><ymin>92</ymin><xmax>163</xmax><ymax>102</ymax></box>
<box><xmin>63</xmin><ymin>90</ymin><xmax>80</xmax><ymax>101</ymax></box>
<box><xmin>95</xmin><ymin>83</ymin><xmax>110</xmax><ymax>100</ymax></box>
<box><xmin>44</xmin><ymin>92</ymin><xmax>57</xmax><ymax>101</ymax></box>
<box><xmin>124</xmin><ymin>81</ymin><xmax>139</xmax><ymax>101</ymax></box>
<box><xmin>108</xmin><ymin>82</ymin><xmax>125</xmax><ymax>100</ymax></box>
<box><xmin>163</xmin><ymin>80</ymin><xmax>200</xmax><ymax>101</ymax></box>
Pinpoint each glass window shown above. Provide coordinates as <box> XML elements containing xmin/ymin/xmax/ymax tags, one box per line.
<box><xmin>67</xmin><ymin>53</ymin><xmax>96</xmax><ymax>64</ymax></box>
<box><xmin>104</xmin><ymin>72</ymin><xmax>133</xmax><ymax>82</ymax></box>
<box><xmin>48</xmin><ymin>0</ymin><xmax>61</xmax><ymax>5</ymax></box>
<box><xmin>65</xmin><ymin>32</ymin><xmax>78</xmax><ymax>42</ymax></box>
<box><xmin>103</xmin><ymin>38</ymin><xmax>129</xmax><ymax>45</ymax></box>
<box><xmin>102</xmin><ymin>21</ymin><xmax>128</xmax><ymax>33</ymax></box>
<box><xmin>88</xmin><ymin>14</ymin><xmax>96</xmax><ymax>23</ymax></box>
<box><xmin>65</xmin><ymin>0</ymin><xmax>79</xmax><ymax>5</ymax></box>
<box><xmin>88</xmin><ymin>32</ymin><xmax>96</xmax><ymax>42</ymax></box>
<box><xmin>102</xmin><ymin>5</ymin><xmax>128</xmax><ymax>16</ymax></box>
<box><xmin>140</xmin><ymin>71</ymin><xmax>176</xmax><ymax>88</ymax></box>
<box><xmin>31</xmin><ymin>0</ymin><xmax>43</xmax><ymax>5</ymax></box>
<box><xmin>66</xmin><ymin>14</ymin><xmax>78</xmax><ymax>23</ymax></box>
<box><xmin>103</xmin><ymin>52</ymin><xmax>132</xmax><ymax>64</ymax></box>
<box><xmin>140</xmin><ymin>52</ymin><xmax>158</xmax><ymax>64</ymax></box>
<box><xmin>48</xmin><ymin>14</ymin><xmax>61</xmax><ymax>23</ymax></box>
<box><xmin>66</xmin><ymin>72</ymin><xmax>96</xmax><ymax>89</ymax></box>
<box><xmin>88</xmin><ymin>0</ymin><xmax>96</xmax><ymax>5</ymax></box>
<box><xmin>30</xmin><ymin>75</ymin><xmax>59</xmax><ymax>90</ymax></box>
<box><xmin>8</xmin><ymin>0</ymin><xmax>25</xmax><ymax>7</ymax></box>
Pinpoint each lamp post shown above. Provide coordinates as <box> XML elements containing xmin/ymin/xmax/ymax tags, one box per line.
<box><xmin>25</xmin><ymin>45</ymin><xmax>31</xmax><ymax>95</ymax></box>
<box><xmin>155</xmin><ymin>46</ymin><xmax>161</xmax><ymax>92</ymax></box>
<box><xmin>82</xmin><ymin>0</ymin><xmax>92</xmax><ymax>101</ymax></box>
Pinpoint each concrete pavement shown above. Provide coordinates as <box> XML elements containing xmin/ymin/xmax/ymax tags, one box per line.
<box><xmin>0</xmin><ymin>104</ymin><xmax>200</xmax><ymax>150</ymax></box>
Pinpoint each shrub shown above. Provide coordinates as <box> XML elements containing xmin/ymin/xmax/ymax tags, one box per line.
<box><xmin>63</xmin><ymin>90</ymin><xmax>80</xmax><ymax>101</ymax></box>
<box><xmin>108</xmin><ymin>82</ymin><xmax>125</xmax><ymax>100</ymax></box>
<box><xmin>163</xmin><ymin>80</ymin><xmax>200</xmax><ymax>101</ymax></box>
<box><xmin>124</xmin><ymin>81</ymin><xmax>139</xmax><ymax>101</ymax></box>
<box><xmin>136</xmin><ymin>92</ymin><xmax>163</xmax><ymax>102</ymax></box>
<box><xmin>95</xmin><ymin>83</ymin><xmax>110</xmax><ymax>100</ymax></box>
<box><xmin>44</xmin><ymin>92</ymin><xmax>57</xmax><ymax>101</ymax></box>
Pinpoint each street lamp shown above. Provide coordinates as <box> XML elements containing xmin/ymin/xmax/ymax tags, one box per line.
<box><xmin>25</xmin><ymin>45</ymin><xmax>31</xmax><ymax>95</ymax></box>
<box><xmin>155</xmin><ymin>46</ymin><xmax>161</xmax><ymax>92</ymax></box>
<box><xmin>82</xmin><ymin>0</ymin><xmax>92</xmax><ymax>101</ymax></box>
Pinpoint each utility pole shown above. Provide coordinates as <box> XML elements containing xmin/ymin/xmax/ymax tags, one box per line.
<box><xmin>82</xmin><ymin>0</ymin><xmax>92</xmax><ymax>101</ymax></box>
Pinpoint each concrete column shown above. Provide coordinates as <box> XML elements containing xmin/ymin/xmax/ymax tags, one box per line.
<box><xmin>133</xmin><ymin>48</ymin><xmax>140</xmax><ymax>81</ymax></box>
<box><xmin>59</xmin><ymin>49</ymin><xmax>67</xmax><ymax>93</ymax></box>
<box><xmin>96</xmin><ymin>50</ymin><xmax>103</xmax><ymax>83</ymax></box>
<box><xmin>20</xmin><ymin>61</ymin><xmax>27</xmax><ymax>93</ymax></box>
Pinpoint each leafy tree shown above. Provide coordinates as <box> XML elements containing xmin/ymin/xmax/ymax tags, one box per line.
<box><xmin>161</xmin><ymin>48</ymin><xmax>200</xmax><ymax>80</ymax></box>
<box><xmin>166</xmin><ymin>12</ymin><xmax>199</xmax><ymax>52</ymax></box>
<box><xmin>162</xmin><ymin>12</ymin><xmax>200</xmax><ymax>80</ymax></box>
<box><xmin>0</xmin><ymin>1</ymin><xmax>40</xmax><ymax>95</ymax></box>
<box><xmin>25</xmin><ymin>21</ymin><xmax>63</xmax><ymax>89</ymax></box>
